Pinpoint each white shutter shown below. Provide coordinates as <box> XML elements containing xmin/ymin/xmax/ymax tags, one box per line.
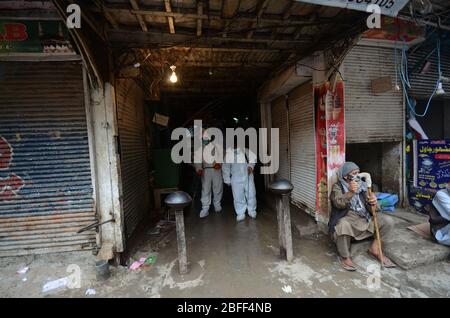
<box><xmin>288</xmin><ymin>82</ymin><xmax>316</xmax><ymax>215</ymax></box>
<box><xmin>271</xmin><ymin>96</ymin><xmax>289</xmax><ymax>180</ymax></box>
<box><xmin>343</xmin><ymin>44</ymin><xmax>404</xmax><ymax>143</ymax></box>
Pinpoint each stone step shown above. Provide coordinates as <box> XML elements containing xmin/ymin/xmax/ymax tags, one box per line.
<box><xmin>351</xmin><ymin>213</ymin><xmax>450</xmax><ymax>270</ymax></box>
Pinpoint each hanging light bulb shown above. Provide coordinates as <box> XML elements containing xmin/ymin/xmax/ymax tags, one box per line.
<box><xmin>436</xmin><ymin>81</ymin><xmax>445</xmax><ymax>96</ymax></box>
<box><xmin>169</xmin><ymin>65</ymin><xmax>178</xmax><ymax>83</ymax></box>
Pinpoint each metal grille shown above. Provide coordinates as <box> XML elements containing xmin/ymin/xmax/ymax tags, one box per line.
<box><xmin>343</xmin><ymin>44</ymin><xmax>404</xmax><ymax>143</ymax></box>
<box><xmin>115</xmin><ymin>79</ymin><xmax>150</xmax><ymax>238</ymax></box>
<box><xmin>408</xmin><ymin>48</ymin><xmax>450</xmax><ymax>100</ymax></box>
<box><xmin>0</xmin><ymin>61</ymin><xmax>96</xmax><ymax>257</ymax></box>
<box><xmin>288</xmin><ymin>82</ymin><xmax>316</xmax><ymax>215</ymax></box>
<box><xmin>271</xmin><ymin>96</ymin><xmax>289</xmax><ymax>180</ymax></box>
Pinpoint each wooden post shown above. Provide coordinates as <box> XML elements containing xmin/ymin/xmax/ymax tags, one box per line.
<box><xmin>269</xmin><ymin>179</ymin><xmax>294</xmax><ymax>262</ymax></box>
<box><xmin>277</xmin><ymin>196</ymin><xmax>286</xmax><ymax>259</ymax></box>
<box><xmin>175</xmin><ymin>209</ymin><xmax>188</xmax><ymax>274</ymax></box>
<box><xmin>282</xmin><ymin>193</ymin><xmax>293</xmax><ymax>262</ymax></box>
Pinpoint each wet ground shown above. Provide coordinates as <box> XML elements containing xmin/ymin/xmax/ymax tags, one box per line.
<box><xmin>0</xmin><ymin>199</ymin><xmax>449</xmax><ymax>298</ymax></box>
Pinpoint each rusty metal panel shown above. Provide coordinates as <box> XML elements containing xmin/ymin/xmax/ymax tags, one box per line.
<box><xmin>0</xmin><ymin>61</ymin><xmax>96</xmax><ymax>256</ymax></box>
<box><xmin>271</xmin><ymin>96</ymin><xmax>289</xmax><ymax>180</ymax></box>
<box><xmin>288</xmin><ymin>82</ymin><xmax>316</xmax><ymax>215</ymax></box>
<box><xmin>408</xmin><ymin>49</ymin><xmax>450</xmax><ymax>100</ymax></box>
<box><xmin>115</xmin><ymin>79</ymin><xmax>150</xmax><ymax>238</ymax></box>
<box><xmin>343</xmin><ymin>45</ymin><xmax>404</xmax><ymax>143</ymax></box>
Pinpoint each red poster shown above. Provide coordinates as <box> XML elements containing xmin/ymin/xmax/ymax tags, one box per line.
<box><xmin>326</xmin><ymin>79</ymin><xmax>346</xmax><ymax>203</ymax></box>
<box><xmin>314</xmin><ymin>83</ymin><xmax>329</xmax><ymax>215</ymax></box>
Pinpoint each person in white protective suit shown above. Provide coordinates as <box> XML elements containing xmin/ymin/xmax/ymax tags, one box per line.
<box><xmin>194</xmin><ymin>131</ymin><xmax>223</xmax><ymax>218</ymax></box>
<box><xmin>222</xmin><ymin>145</ymin><xmax>257</xmax><ymax>222</ymax></box>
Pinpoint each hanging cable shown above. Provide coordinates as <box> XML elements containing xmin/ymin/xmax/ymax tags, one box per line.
<box><xmin>400</xmin><ymin>38</ymin><xmax>442</xmax><ymax>118</ymax></box>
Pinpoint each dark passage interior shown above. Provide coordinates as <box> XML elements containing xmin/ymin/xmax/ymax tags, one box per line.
<box><xmin>145</xmin><ymin>93</ymin><xmax>264</xmax><ymax>219</ymax></box>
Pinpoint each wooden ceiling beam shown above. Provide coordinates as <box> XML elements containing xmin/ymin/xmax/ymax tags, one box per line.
<box><xmin>108</xmin><ymin>29</ymin><xmax>315</xmax><ymax>50</ymax></box>
<box><xmin>271</xmin><ymin>1</ymin><xmax>295</xmax><ymax>39</ymax></box>
<box><xmin>221</xmin><ymin>0</ymin><xmax>241</xmax><ymax>38</ymax></box>
<box><xmin>247</xmin><ymin>0</ymin><xmax>271</xmax><ymax>39</ymax></box>
<box><xmin>130</xmin><ymin>0</ymin><xmax>148</xmax><ymax>31</ymax></box>
<box><xmin>164</xmin><ymin>0</ymin><xmax>176</xmax><ymax>34</ymax></box>
<box><xmin>197</xmin><ymin>0</ymin><xmax>203</xmax><ymax>37</ymax></box>
<box><xmin>147</xmin><ymin>61</ymin><xmax>274</xmax><ymax>68</ymax></box>
<box><xmin>101</xmin><ymin>5</ymin><xmax>339</xmax><ymax>25</ymax></box>
<box><xmin>91</xmin><ymin>0</ymin><xmax>119</xmax><ymax>29</ymax></box>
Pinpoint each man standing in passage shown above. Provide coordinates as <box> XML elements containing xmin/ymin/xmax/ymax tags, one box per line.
<box><xmin>194</xmin><ymin>130</ymin><xmax>223</xmax><ymax>218</ymax></box>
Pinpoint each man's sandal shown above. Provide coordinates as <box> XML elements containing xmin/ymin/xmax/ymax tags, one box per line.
<box><xmin>338</xmin><ymin>256</ymin><xmax>357</xmax><ymax>271</ymax></box>
<box><xmin>367</xmin><ymin>250</ymin><xmax>396</xmax><ymax>268</ymax></box>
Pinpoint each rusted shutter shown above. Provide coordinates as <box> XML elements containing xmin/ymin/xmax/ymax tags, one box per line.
<box><xmin>115</xmin><ymin>79</ymin><xmax>150</xmax><ymax>238</ymax></box>
<box><xmin>343</xmin><ymin>45</ymin><xmax>404</xmax><ymax>143</ymax></box>
<box><xmin>0</xmin><ymin>61</ymin><xmax>96</xmax><ymax>257</ymax></box>
<box><xmin>288</xmin><ymin>82</ymin><xmax>316</xmax><ymax>215</ymax></box>
<box><xmin>271</xmin><ymin>96</ymin><xmax>289</xmax><ymax>180</ymax></box>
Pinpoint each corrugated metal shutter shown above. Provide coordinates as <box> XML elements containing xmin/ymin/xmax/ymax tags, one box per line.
<box><xmin>288</xmin><ymin>82</ymin><xmax>316</xmax><ymax>214</ymax></box>
<box><xmin>0</xmin><ymin>61</ymin><xmax>96</xmax><ymax>257</ymax></box>
<box><xmin>115</xmin><ymin>79</ymin><xmax>150</xmax><ymax>238</ymax></box>
<box><xmin>271</xmin><ymin>96</ymin><xmax>289</xmax><ymax>180</ymax></box>
<box><xmin>408</xmin><ymin>49</ymin><xmax>450</xmax><ymax>100</ymax></box>
<box><xmin>343</xmin><ymin>45</ymin><xmax>404</xmax><ymax>143</ymax></box>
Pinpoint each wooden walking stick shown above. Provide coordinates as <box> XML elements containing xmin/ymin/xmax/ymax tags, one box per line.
<box><xmin>358</xmin><ymin>173</ymin><xmax>384</xmax><ymax>269</ymax></box>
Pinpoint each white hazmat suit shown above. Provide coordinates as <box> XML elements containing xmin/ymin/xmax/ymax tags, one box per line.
<box><xmin>222</xmin><ymin>147</ymin><xmax>257</xmax><ymax>221</ymax></box>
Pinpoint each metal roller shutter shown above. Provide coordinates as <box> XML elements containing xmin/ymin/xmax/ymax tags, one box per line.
<box><xmin>408</xmin><ymin>49</ymin><xmax>450</xmax><ymax>100</ymax></box>
<box><xmin>0</xmin><ymin>61</ymin><xmax>96</xmax><ymax>257</ymax></box>
<box><xmin>343</xmin><ymin>45</ymin><xmax>404</xmax><ymax>143</ymax></box>
<box><xmin>288</xmin><ymin>82</ymin><xmax>316</xmax><ymax>215</ymax></box>
<box><xmin>271</xmin><ymin>96</ymin><xmax>289</xmax><ymax>180</ymax></box>
<box><xmin>115</xmin><ymin>79</ymin><xmax>150</xmax><ymax>238</ymax></box>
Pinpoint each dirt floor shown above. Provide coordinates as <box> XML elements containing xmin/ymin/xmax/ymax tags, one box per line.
<box><xmin>1</xmin><ymin>198</ymin><xmax>449</xmax><ymax>298</ymax></box>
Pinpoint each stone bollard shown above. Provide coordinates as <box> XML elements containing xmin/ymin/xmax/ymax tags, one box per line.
<box><xmin>268</xmin><ymin>179</ymin><xmax>294</xmax><ymax>262</ymax></box>
<box><xmin>165</xmin><ymin>191</ymin><xmax>192</xmax><ymax>274</ymax></box>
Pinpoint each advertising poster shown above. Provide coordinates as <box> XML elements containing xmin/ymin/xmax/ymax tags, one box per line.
<box><xmin>326</xmin><ymin>78</ymin><xmax>346</xmax><ymax>198</ymax></box>
<box><xmin>410</xmin><ymin>139</ymin><xmax>450</xmax><ymax>213</ymax></box>
<box><xmin>0</xmin><ymin>20</ymin><xmax>73</xmax><ymax>53</ymax></box>
<box><xmin>314</xmin><ymin>82</ymin><xmax>329</xmax><ymax>215</ymax></box>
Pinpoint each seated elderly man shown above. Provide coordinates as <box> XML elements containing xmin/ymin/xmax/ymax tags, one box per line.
<box><xmin>430</xmin><ymin>181</ymin><xmax>450</xmax><ymax>248</ymax></box>
<box><xmin>329</xmin><ymin>162</ymin><xmax>396</xmax><ymax>271</ymax></box>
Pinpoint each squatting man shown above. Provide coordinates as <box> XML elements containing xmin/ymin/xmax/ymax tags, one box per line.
<box><xmin>329</xmin><ymin>161</ymin><xmax>397</xmax><ymax>271</ymax></box>
<box><xmin>171</xmin><ymin>121</ymin><xmax>279</xmax><ymax>222</ymax></box>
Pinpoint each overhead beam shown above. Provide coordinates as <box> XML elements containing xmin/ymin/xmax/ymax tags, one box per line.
<box><xmin>147</xmin><ymin>61</ymin><xmax>274</xmax><ymax>68</ymax></box>
<box><xmin>271</xmin><ymin>1</ymin><xmax>295</xmax><ymax>39</ymax></box>
<box><xmin>221</xmin><ymin>0</ymin><xmax>241</xmax><ymax>38</ymax></box>
<box><xmin>222</xmin><ymin>0</ymin><xmax>241</xmax><ymax>18</ymax></box>
<box><xmin>108</xmin><ymin>29</ymin><xmax>315</xmax><ymax>50</ymax></box>
<box><xmin>293</xmin><ymin>11</ymin><xmax>318</xmax><ymax>40</ymax></box>
<box><xmin>91</xmin><ymin>0</ymin><xmax>119</xmax><ymax>29</ymax></box>
<box><xmin>130</xmin><ymin>0</ymin><xmax>148</xmax><ymax>31</ymax></box>
<box><xmin>164</xmin><ymin>0</ymin><xmax>176</xmax><ymax>34</ymax></box>
<box><xmin>101</xmin><ymin>5</ymin><xmax>338</xmax><ymax>25</ymax></box>
<box><xmin>197</xmin><ymin>0</ymin><xmax>203</xmax><ymax>37</ymax></box>
<box><xmin>247</xmin><ymin>0</ymin><xmax>270</xmax><ymax>39</ymax></box>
